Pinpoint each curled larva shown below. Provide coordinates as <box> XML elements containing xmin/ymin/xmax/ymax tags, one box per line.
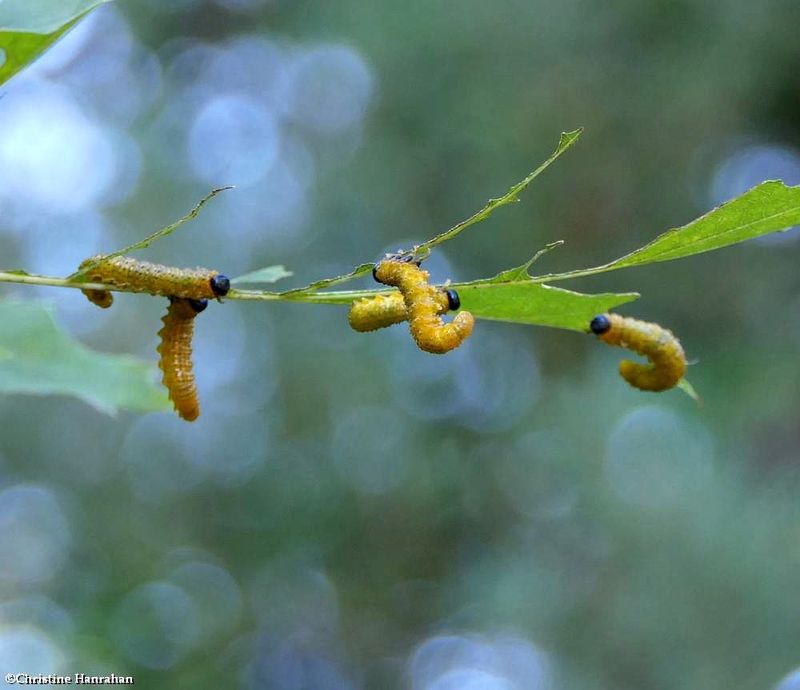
<box><xmin>589</xmin><ymin>313</ymin><xmax>687</xmax><ymax>392</ymax></box>
<box><xmin>347</xmin><ymin>288</ymin><xmax>459</xmax><ymax>333</ymax></box>
<box><xmin>78</xmin><ymin>255</ymin><xmax>229</xmax><ymax>308</ymax></box>
<box><xmin>373</xmin><ymin>258</ymin><xmax>474</xmax><ymax>354</ymax></box>
<box><xmin>157</xmin><ymin>297</ymin><xmax>207</xmax><ymax>421</ymax></box>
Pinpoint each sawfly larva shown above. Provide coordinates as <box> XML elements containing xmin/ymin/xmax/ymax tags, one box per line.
<box><xmin>590</xmin><ymin>313</ymin><xmax>686</xmax><ymax>392</ymax></box>
<box><xmin>77</xmin><ymin>255</ymin><xmax>229</xmax><ymax>308</ymax></box>
<box><xmin>347</xmin><ymin>288</ymin><xmax>460</xmax><ymax>333</ymax></box>
<box><xmin>157</xmin><ymin>297</ymin><xmax>208</xmax><ymax>421</ymax></box>
<box><xmin>373</xmin><ymin>258</ymin><xmax>474</xmax><ymax>354</ymax></box>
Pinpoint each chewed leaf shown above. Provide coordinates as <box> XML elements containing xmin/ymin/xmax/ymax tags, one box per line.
<box><xmin>412</xmin><ymin>129</ymin><xmax>583</xmax><ymax>255</ymax></box>
<box><xmin>0</xmin><ymin>300</ymin><xmax>168</xmax><ymax>415</ymax></box>
<box><xmin>453</xmin><ymin>282</ymin><xmax>638</xmax><ymax>331</ymax></box>
<box><xmin>281</xmin><ymin>263</ymin><xmax>374</xmax><ymax>297</ymax></box>
<box><xmin>536</xmin><ymin>180</ymin><xmax>800</xmax><ymax>284</ymax></box>
<box><xmin>100</xmin><ymin>186</ymin><xmax>232</xmax><ymax>260</ymax></box>
<box><xmin>72</xmin><ymin>187</ymin><xmax>233</xmax><ymax>280</ymax></box>
<box><xmin>278</xmin><ymin>130</ymin><xmax>581</xmax><ymax>295</ymax></box>
<box><xmin>482</xmin><ymin>241</ymin><xmax>565</xmax><ymax>283</ymax></box>
<box><xmin>0</xmin><ymin>1</ymin><xmax>114</xmax><ymax>87</ymax></box>
<box><xmin>285</xmin><ymin>277</ymin><xmax>636</xmax><ymax>331</ymax></box>
<box><xmin>231</xmin><ymin>265</ymin><xmax>293</xmax><ymax>285</ymax></box>
<box><xmin>272</xmin><ymin>240</ymin><xmax>634</xmax><ymax>330</ymax></box>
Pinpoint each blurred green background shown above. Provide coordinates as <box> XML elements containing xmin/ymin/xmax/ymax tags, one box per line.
<box><xmin>2</xmin><ymin>0</ymin><xmax>800</xmax><ymax>688</ymax></box>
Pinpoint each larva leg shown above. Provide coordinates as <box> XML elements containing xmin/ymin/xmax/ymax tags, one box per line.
<box><xmin>81</xmin><ymin>288</ymin><xmax>114</xmax><ymax>309</ymax></box>
<box><xmin>157</xmin><ymin>297</ymin><xmax>207</xmax><ymax>421</ymax></box>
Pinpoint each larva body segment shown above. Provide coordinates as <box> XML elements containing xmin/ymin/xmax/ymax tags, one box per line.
<box><xmin>77</xmin><ymin>255</ymin><xmax>230</xmax><ymax>305</ymax></box>
<box><xmin>409</xmin><ymin>308</ymin><xmax>475</xmax><ymax>354</ymax></box>
<box><xmin>157</xmin><ymin>297</ymin><xmax>206</xmax><ymax>421</ymax></box>
<box><xmin>373</xmin><ymin>259</ymin><xmax>474</xmax><ymax>354</ymax></box>
<box><xmin>347</xmin><ymin>289</ymin><xmax>452</xmax><ymax>333</ymax></box>
<box><xmin>590</xmin><ymin>313</ymin><xmax>686</xmax><ymax>392</ymax></box>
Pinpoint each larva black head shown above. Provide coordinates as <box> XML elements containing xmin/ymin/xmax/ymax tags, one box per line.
<box><xmin>589</xmin><ymin>314</ymin><xmax>611</xmax><ymax>335</ymax></box>
<box><xmin>445</xmin><ymin>288</ymin><xmax>460</xmax><ymax>311</ymax></box>
<box><xmin>189</xmin><ymin>298</ymin><xmax>209</xmax><ymax>313</ymax></box>
<box><xmin>373</xmin><ymin>253</ymin><xmax>422</xmax><ymax>281</ymax></box>
<box><xmin>210</xmin><ymin>274</ymin><xmax>230</xmax><ymax>297</ymax></box>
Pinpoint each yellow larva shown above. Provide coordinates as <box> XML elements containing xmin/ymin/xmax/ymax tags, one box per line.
<box><xmin>77</xmin><ymin>255</ymin><xmax>230</xmax><ymax>308</ymax></box>
<box><xmin>589</xmin><ymin>313</ymin><xmax>687</xmax><ymax>392</ymax></box>
<box><xmin>373</xmin><ymin>258</ymin><xmax>474</xmax><ymax>354</ymax></box>
<box><xmin>347</xmin><ymin>288</ymin><xmax>459</xmax><ymax>332</ymax></box>
<box><xmin>157</xmin><ymin>297</ymin><xmax>207</xmax><ymax>421</ymax></box>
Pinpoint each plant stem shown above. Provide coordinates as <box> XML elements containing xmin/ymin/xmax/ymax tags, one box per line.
<box><xmin>0</xmin><ymin>270</ymin><xmax>392</xmax><ymax>304</ymax></box>
<box><xmin>0</xmin><ymin>271</ymin><xmax>112</xmax><ymax>292</ymax></box>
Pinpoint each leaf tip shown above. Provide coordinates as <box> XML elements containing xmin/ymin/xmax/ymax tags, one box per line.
<box><xmin>677</xmin><ymin>378</ymin><xmax>702</xmax><ymax>405</ymax></box>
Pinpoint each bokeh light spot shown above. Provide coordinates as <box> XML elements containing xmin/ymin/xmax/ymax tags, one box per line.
<box><xmin>0</xmin><ymin>485</ymin><xmax>71</xmax><ymax>586</ymax></box>
<box><xmin>410</xmin><ymin>633</ymin><xmax>551</xmax><ymax>690</ymax></box>
<box><xmin>188</xmin><ymin>94</ymin><xmax>280</xmax><ymax>186</ymax></box>
<box><xmin>710</xmin><ymin>143</ymin><xmax>800</xmax><ymax>244</ymax></box>
<box><xmin>0</xmin><ymin>627</ymin><xmax>65</xmax><ymax>675</ymax></box>
<box><xmin>605</xmin><ymin>406</ymin><xmax>714</xmax><ymax>507</ymax></box>
<box><xmin>109</xmin><ymin>582</ymin><xmax>199</xmax><ymax>669</ymax></box>
<box><xmin>775</xmin><ymin>668</ymin><xmax>800</xmax><ymax>690</ymax></box>
<box><xmin>285</xmin><ymin>45</ymin><xmax>374</xmax><ymax>134</ymax></box>
<box><xmin>0</xmin><ymin>83</ymin><xmax>116</xmax><ymax>211</ymax></box>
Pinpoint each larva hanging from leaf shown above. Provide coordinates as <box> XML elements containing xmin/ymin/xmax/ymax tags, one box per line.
<box><xmin>589</xmin><ymin>313</ymin><xmax>687</xmax><ymax>392</ymax></box>
<box><xmin>77</xmin><ymin>255</ymin><xmax>230</xmax><ymax>308</ymax></box>
<box><xmin>373</xmin><ymin>257</ymin><xmax>474</xmax><ymax>353</ymax></box>
<box><xmin>157</xmin><ymin>297</ymin><xmax>207</xmax><ymax>422</ymax></box>
<box><xmin>348</xmin><ymin>288</ymin><xmax>460</xmax><ymax>332</ymax></box>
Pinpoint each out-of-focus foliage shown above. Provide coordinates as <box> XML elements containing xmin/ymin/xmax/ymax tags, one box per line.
<box><xmin>0</xmin><ymin>300</ymin><xmax>166</xmax><ymax>413</ymax></box>
<box><xmin>2</xmin><ymin>1</ymin><xmax>800</xmax><ymax>690</ymax></box>
<box><xmin>231</xmin><ymin>265</ymin><xmax>292</xmax><ymax>285</ymax></box>
<box><xmin>416</xmin><ymin>128</ymin><xmax>584</xmax><ymax>253</ymax></box>
<box><xmin>0</xmin><ymin>0</ymin><xmax>113</xmax><ymax>87</ymax></box>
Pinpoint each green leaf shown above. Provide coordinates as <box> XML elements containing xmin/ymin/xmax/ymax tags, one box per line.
<box><xmin>0</xmin><ymin>1</ymin><xmax>113</xmax><ymax>88</ymax></box>
<box><xmin>485</xmin><ymin>241</ymin><xmax>564</xmax><ymax>283</ymax></box>
<box><xmin>231</xmin><ymin>265</ymin><xmax>293</xmax><ymax>285</ymax></box>
<box><xmin>677</xmin><ymin>378</ymin><xmax>702</xmax><ymax>404</ymax></box>
<box><xmin>413</xmin><ymin>128</ymin><xmax>583</xmax><ymax>255</ymax></box>
<box><xmin>608</xmin><ymin>180</ymin><xmax>800</xmax><ymax>268</ymax></box>
<box><xmin>0</xmin><ymin>300</ymin><xmax>169</xmax><ymax>415</ymax></box>
<box><xmin>537</xmin><ymin>180</ymin><xmax>800</xmax><ymax>284</ymax></box>
<box><xmin>453</xmin><ymin>282</ymin><xmax>638</xmax><ymax>331</ymax></box>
